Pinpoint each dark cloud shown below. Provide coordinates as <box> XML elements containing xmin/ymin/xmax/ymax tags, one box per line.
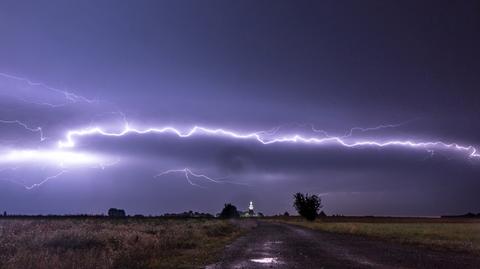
<box><xmin>0</xmin><ymin>0</ymin><xmax>479</xmax><ymax>215</ymax></box>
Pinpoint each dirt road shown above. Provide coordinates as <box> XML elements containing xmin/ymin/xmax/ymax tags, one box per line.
<box><xmin>208</xmin><ymin>221</ymin><xmax>480</xmax><ymax>269</ymax></box>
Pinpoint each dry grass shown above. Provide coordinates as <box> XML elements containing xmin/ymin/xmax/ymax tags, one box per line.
<box><xmin>0</xmin><ymin>218</ymin><xmax>243</xmax><ymax>269</ymax></box>
<box><xmin>271</xmin><ymin>217</ymin><xmax>480</xmax><ymax>254</ymax></box>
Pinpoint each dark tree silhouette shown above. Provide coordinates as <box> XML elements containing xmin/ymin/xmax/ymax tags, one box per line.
<box><xmin>108</xmin><ymin>208</ymin><xmax>126</xmax><ymax>217</ymax></box>
<box><xmin>219</xmin><ymin>203</ymin><xmax>240</xmax><ymax>218</ymax></box>
<box><xmin>293</xmin><ymin>193</ymin><xmax>322</xmax><ymax>221</ymax></box>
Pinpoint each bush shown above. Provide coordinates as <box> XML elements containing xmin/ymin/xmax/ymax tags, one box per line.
<box><xmin>219</xmin><ymin>203</ymin><xmax>239</xmax><ymax>219</ymax></box>
<box><xmin>108</xmin><ymin>208</ymin><xmax>126</xmax><ymax>217</ymax></box>
<box><xmin>293</xmin><ymin>193</ymin><xmax>322</xmax><ymax>221</ymax></box>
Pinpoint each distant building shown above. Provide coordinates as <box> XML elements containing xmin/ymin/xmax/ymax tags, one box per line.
<box><xmin>240</xmin><ymin>201</ymin><xmax>262</xmax><ymax>217</ymax></box>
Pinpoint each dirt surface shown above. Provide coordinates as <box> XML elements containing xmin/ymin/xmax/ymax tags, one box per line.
<box><xmin>208</xmin><ymin>221</ymin><xmax>480</xmax><ymax>269</ymax></box>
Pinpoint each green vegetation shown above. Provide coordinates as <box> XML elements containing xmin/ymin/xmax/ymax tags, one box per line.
<box><xmin>0</xmin><ymin>218</ymin><xmax>243</xmax><ymax>269</ymax></box>
<box><xmin>272</xmin><ymin>217</ymin><xmax>480</xmax><ymax>254</ymax></box>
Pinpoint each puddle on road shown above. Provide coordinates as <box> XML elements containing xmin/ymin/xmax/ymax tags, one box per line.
<box><xmin>265</xmin><ymin>240</ymin><xmax>283</xmax><ymax>245</ymax></box>
<box><xmin>263</xmin><ymin>240</ymin><xmax>283</xmax><ymax>251</ymax></box>
<box><xmin>250</xmin><ymin>257</ymin><xmax>281</xmax><ymax>264</ymax></box>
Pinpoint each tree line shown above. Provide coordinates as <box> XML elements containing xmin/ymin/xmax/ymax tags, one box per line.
<box><xmin>220</xmin><ymin>192</ymin><xmax>324</xmax><ymax>221</ymax></box>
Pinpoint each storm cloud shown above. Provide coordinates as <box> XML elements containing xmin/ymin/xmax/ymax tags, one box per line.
<box><xmin>0</xmin><ymin>0</ymin><xmax>479</xmax><ymax>216</ymax></box>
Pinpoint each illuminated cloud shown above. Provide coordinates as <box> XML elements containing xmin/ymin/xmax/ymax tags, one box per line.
<box><xmin>0</xmin><ymin>1</ymin><xmax>479</xmax><ymax>216</ymax></box>
<box><xmin>0</xmin><ymin>149</ymin><xmax>106</xmax><ymax>166</ymax></box>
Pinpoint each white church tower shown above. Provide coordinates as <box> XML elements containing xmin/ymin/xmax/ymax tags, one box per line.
<box><xmin>248</xmin><ymin>201</ymin><xmax>254</xmax><ymax>216</ymax></box>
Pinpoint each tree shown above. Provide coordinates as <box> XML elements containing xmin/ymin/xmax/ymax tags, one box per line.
<box><xmin>108</xmin><ymin>208</ymin><xmax>126</xmax><ymax>217</ymax></box>
<box><xmin>219</xmin><ymin>203</ymin><xmax>240</xmax><ymax>218</ymax></box>
<box><xmin>293</xmin><ymin>193</ymin><xmax>322</xmax><ymax>221</ymax></box>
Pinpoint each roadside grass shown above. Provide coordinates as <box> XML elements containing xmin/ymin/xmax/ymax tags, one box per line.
<box><xmin>270</xmin><ymin>217</ymin><xmax>480</xmax><ymax>254</ymax></box>
<box><xmin>0</xmin><ymin>218</ymin><xmax>244</xmax><ymax>269</ymax></box>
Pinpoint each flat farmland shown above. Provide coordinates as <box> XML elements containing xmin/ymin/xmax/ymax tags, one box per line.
<box><xmin>0</xmin><ymin>218</ymin><xmax>244</xmax><ymax>269</ymax></box>
<box><xmin>270</xmin><ymin>217</ymin><xmax>480</xmax><ymax>254</ymax></box>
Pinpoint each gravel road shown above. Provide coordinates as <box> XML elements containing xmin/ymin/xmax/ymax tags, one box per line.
<box><xmin>208</xmin><ymin>221</ymin><xmax>480</xmax><ymax>269</ymax></box>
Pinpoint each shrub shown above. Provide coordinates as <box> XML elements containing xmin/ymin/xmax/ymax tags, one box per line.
<box><xmin>219</xmin><ymin>203</ymin><xmax>239</xmax><ymax>219</ymax></box>
<box><xmin>108</xmin><ymin>208</ymin><xmax>126</xmax><ymax>217</ymax></box>
<box><xmin>293</xmin><ymin>192</ymin><xmax>322</xmax><ymax>221</ymax></box>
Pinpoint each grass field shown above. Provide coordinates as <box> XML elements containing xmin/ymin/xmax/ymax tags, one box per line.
<box><xmin>0</xmin><ymin>218</ymin><xmax>244</xmax><ymax>269</ymax></box>
<box><xmin>271</xmin><ymin>217</ymin><xmax>480</xmax><ymax>254</ymax></box>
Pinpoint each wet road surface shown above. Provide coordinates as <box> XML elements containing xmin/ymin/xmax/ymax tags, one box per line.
<box><xmin>208</xmin><ymin>221</ymin><xmax>480</xmax><ymax>269</ymax></box>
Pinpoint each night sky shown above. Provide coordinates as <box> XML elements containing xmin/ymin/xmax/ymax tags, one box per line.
<box><xmin>0</xmin><ymin>1</ymin><xmax>479</xmax><ymax>216</ymax></box>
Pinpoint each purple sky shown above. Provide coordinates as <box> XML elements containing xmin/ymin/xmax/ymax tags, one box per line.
<box><xmin>0</xmin><ymin>0</ymin><xmax>479</xmax><ymax>216</ymax></box>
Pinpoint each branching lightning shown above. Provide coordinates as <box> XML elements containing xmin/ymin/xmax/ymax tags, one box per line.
<box><xmin>255</xmin><ymin>119</ymin><xmax>416</xmax><ymax>140</ymax></box>
<box><xmin>155</xmin><ymin>168</ymin><xmax>220</xmax><ymax>187</ymax></box>
<box><xmin>0</xmin><ymin>170</ymin><xmax>68</xmax><ymax>190</ymax></box>
<box><xmin>24</xmin><ymin>170</ymin><xmax>68</xmax><ymax>190</ymax></box>
<box><xmin>0</xmin><ymin>119</ymin><xmax>46</xmax><ymax>142</ymax></box>
<box><xmin>342</xmin><ymin>119</ymin><xmax>417</xmax><ymax>137</ymax></box>
<box><xmin>1</xmin><ymin>70</ymin><xmax>478</xmax><ymax>193</ymax></box>
<box><xmin>0</xmin><ymin>72</ymin><xmax>98</xmax><ymax>107</ymax></box>
<box><xmin>310</xmin><ymin>119</ymin><xmax>417</xmax><ymax>138</ymax></box>
<box><xmin>153</xmin><ymin>168</ymin><xmax>244</xmax><ymax>188</ymax></box>
<box><xmin>58</xmin><ymin>124</ymin><xmax>480</xmax><ymax>159</ymax></box>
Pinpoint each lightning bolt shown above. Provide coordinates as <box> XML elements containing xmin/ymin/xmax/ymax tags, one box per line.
<box><xmin>342</xmin><ymin>119</ymin><xmax>417</xmax><ymax>137</ymax></box>
<box><xmin>24</xmin><ymin>170</ymin><xmax>68</xmax><ymax>190</ymax></box>
<box><xmin>154</xmin><ymin>168</ymin><xmax>241</xmax><ymax>187</ymax></box>
<box><xmin>0</xmin><ymin>72</ymin><xmax>98</xmax><ymax>108</ymax></box>
<box><xmin>0</xmin><ymin>170</ymin><xmax>68</xmax><ymax>190</ymax></box>
<box><xmin>0</xmin><ymin>119</ymin><xmax>46</xmax><ymax>142</ymax></box>
<box><xmin>58</xmin><ymin>124</ymin><xmax>480</xmax><ymax>159</ymax></box>
<box><xmin>310</xmin><ymin>119</ymin><xmax>416</xmax><ymax>138</ymax></box>
<box><xmin>257</xmin><ymin>119</ymin><xmax>415</xmax><ymax>140</ymax></box>
<box><xmin>0</xmin><ymin>157</ymin><xmax>118</xmax><ymax>189</ymax></box>
<box><xmin>256</xmin><ymin>122</ymin><xmax>333</xmax><ymax>138</ymax></box>
<box><xmin>308</xmin><ymin>124</ymin><xmax>333</xmax><ymax>138</ymax></box>
<box><xmin>87</xmin><ymin>111</ymin><xmax>128</xmax><ymax>128</ymax></box>
<box><xmin>155</xmin><ymin>168</ymin><xmax>211</xmax><ymax>187</ymax></box>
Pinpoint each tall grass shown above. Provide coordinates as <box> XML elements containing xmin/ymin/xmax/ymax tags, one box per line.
<box><xmin>0</xmin><ymin>218</ymin><xmax>242</xmax><ymax>269</ymax></box>
<box><xmin>275</xmin><ymin>217</ymin><xmax>480</xmax><ymax>254</ymax></box>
